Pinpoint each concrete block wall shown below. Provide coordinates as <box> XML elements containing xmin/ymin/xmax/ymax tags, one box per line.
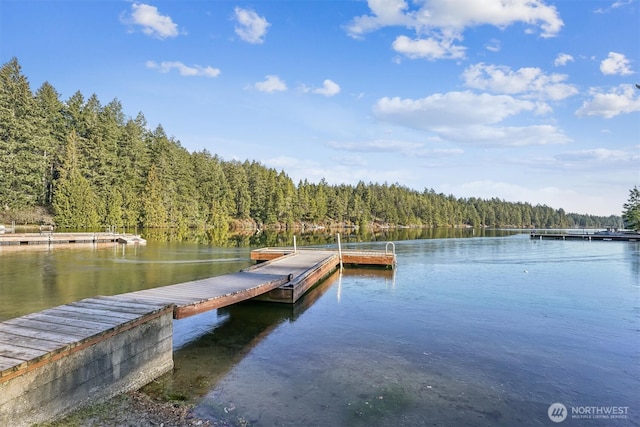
<box><xmin>0</xmin><ymin>307</ymin><xmax>174</xmax><ymax>427</ymax></box>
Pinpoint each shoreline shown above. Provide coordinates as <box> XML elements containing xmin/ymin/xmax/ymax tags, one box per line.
<box><xmin>38</xmin><ymin>390</ymin><xmax>236</xmax><ymax>427</ymax></box>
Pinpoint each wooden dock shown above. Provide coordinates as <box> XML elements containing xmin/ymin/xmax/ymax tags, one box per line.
<box><xmin>0</xmin><ymin>232</ymin><xmax>146</xmax><ymax>246</ymax></box>
<box><xmin>250</xmin><ymin>247</ymin><xmax>396</xmax><ymax>303</ymax></box>
<box><xmin>0</xmin><ymin>245</ymin><xmax>395</xmax><ymax>425</ymax></box>
<box><xmin>251</xmin><ymin>246</ymin><xmax>397</xmax><ymax>267</ymax></box>
<box><xmin>530</xmin><ymin>232</ymin><xmax>640</xmax><ymax>242</ymax></box>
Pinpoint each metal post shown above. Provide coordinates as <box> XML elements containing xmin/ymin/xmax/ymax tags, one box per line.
<box><xmin>293</xmin><ymin>235</ymin><xmax>297</xmax><ymax>253</ymax></box>
<box><xmin>337</xmin><ymin>233</ymin><xmax>343</xmax><ymax>271</ymax></box>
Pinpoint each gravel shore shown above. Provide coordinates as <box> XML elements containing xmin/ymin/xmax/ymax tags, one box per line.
<box><xmin>38</xmin><ymin>391</ymin><xmax>232</xmax><ymax>427</ymax></box>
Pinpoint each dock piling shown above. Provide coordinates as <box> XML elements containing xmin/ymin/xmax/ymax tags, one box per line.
<box><xmin>337</xmin><ymin>233</ymin><xmax>343</xmax><ymax>272</ymax></box>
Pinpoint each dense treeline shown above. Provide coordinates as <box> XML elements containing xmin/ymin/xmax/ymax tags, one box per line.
<box><xmin>0</xmin><ymin>58</ymin><xmax>620</xmax><ymax>231</ymax></box>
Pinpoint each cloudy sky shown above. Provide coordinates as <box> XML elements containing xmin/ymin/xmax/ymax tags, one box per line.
<box><xmin>2</xmin><ymin>0</ymin><xmax>639</xmax><ymax>216</ymax></box>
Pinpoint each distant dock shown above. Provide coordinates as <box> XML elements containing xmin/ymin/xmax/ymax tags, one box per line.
<box><xmin>0</xmin><ymin>232</ymin><xmax>146</xmax><ymax>246</ymax></box>
<box><xmin>530</xmin><ymin>231</ymin><xmax>640</xmax><ymax>242</ymax></box>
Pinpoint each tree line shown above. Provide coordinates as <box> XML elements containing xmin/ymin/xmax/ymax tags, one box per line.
<box><xmin>0</xmin><ymin>58</ymin><xmax>621</xmax><ymax>231</ymax></box>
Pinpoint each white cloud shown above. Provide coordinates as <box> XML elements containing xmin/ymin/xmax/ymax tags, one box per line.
<box><xmin>462</xmin><ymin>63</ymin><xmax>578</xmax><ymax>101</ymax></box>
<box><xmin>347</xmin><ymin>0</ymin><xmax>563</xmax><ymax>37</ymax></box>
<box><xmin>485</xmin><ymin>39</ymin><xmax>501</xmax><ymax>52</ymax></box>
<box><xmin>436</xmin><ymin>124</ymin><xmax>570</xmax><ymax>146</ymax></box>
<box><xmin>332</xmin><ymin>155</ymin><xmax>368</xmax><ymax>167</ymax></box>
<box><xmin>146</xmin><ymin>61</ymin><xmax>220</xmax><ymax>77</ymax></box>
<box><xmin>555</xmin><ymin>148</ymin><xmax>639</xmax><ymax>163</ymax></box>
<box><xmin>612</xmin><ymin>0</ymin><xmax>634</xmax><ymax>8</ymax></box>
<box><xmin>595</xmin><ymin>0</ymin><xmax>633</xmax><ymax>13</ymax></box>
<box><xmin>328</xmin><ymin>139</ymin><xmax>423</xmax><ymax>152</ymax></box>
<box><xmin>444</xmin><ymin>180</ymin><xmax>615</xmax><ymax>215</ymax></box>
<box><xmin>265</xmin><ymin>155</ymin><xmax>413</xmax><ymax>188</ymax></box>
<box><xmin>554</xmin><ymin>53</ymin><xmax>574</xmax><ymax>66</ymax></box>
<box><xmin>374</xmin><ymin>91</ymin><xmax>539</xmax><ymax>128</ymax></box>
<box><xmin>253</xmin><ymin>75</ymin><xmax>287</xmax><ymax>93</ymax></box>
<box><xmin>328</xmin><ymin>139</ymin><xmax>464</xmax><ymax>160</ymax></box>
<box><xmin>345</xmin><ymin>0</ymin><xmax>563</xmax><ymax>60</ymax></box>
<box><xmin>372</xmin><ymin>91</ymin><xmax>570</xmax><ymax>146</ymax></box>
<box><xmin>576</xmin><ymin>84</ymin><xmax>640</xmax><ymax>118</ymax></box>
<box><xmin>313</xmin><ymin>80</ymin><xmax>341</xmax><ymax>97</ymax></box>
<box><xmin>600</xmin><ymin>52</ymin><xmax>634</xmax><ymax>75</ymax></box>
<box><xmin>345</xmin><ymin>0</ymin><xmax>413</xmax><ymax>38</ymax></box>
<box><xmin>234</xmin><ymin>7</ymin><xmax>270</xmax><ymax>44</ymax></box>
<box><xmin>127</xmin><ymin>3</ymin><xmax>178</xmax><ymax>39</ymax></box>
<box><xmin>392</xmin><ymin>35</ymin><xmax>466</xmax><ymax>60</ymax></box>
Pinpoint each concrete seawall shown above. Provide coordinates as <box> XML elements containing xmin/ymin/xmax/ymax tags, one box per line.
<box><xmin>0</xmin><ymin>299</ymin><xmax>174</xmax><ymax>427</ymax></box>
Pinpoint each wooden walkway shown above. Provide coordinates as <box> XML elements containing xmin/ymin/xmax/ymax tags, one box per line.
<box><xmin>0</xmin><ymin>232</ymin><xmax>146</xmax><ymax>246</ymax></box>
<box><xmin>116</xmin><ymin>250</ymin><xmax>341</xmax><ymax>319</ymax></box>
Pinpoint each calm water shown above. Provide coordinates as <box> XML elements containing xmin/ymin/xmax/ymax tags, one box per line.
<box><xmin>1</xmin><ymin>232</ymin><xmax>638</xmax><ymax>426</ymax></box>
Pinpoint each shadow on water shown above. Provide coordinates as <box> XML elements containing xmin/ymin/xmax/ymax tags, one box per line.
<box><xmin>142</xmin><ymin>267</ymin><xmax>394</xmax><ymax>403</ymax></box>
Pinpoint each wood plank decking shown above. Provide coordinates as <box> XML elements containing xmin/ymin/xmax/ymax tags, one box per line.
<box><xmin>0</xmin><ymin>296</ymin><xmax>172</xmax><ymax>382</ymax></box>
<box><xmin>251</xmin><ymin>247</ymin><xmax>397</xmax><ymax>267</ymax></box>
<box><xmin>0</xmin><ymin>232</ymin><xmax>146</xmax><ymax>246</ymax></box>
<box><xmin>118</xmin><ymin>249</ymin><xmax>344</xmax><ymax>318</ymax></box>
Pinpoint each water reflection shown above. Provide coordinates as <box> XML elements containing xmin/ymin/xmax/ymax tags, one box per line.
<box><xmin>140</xmin><ymin>227</ymin><xmax>519</xmax><ymax>247</ymax></box>
<box><xmin>141</xmin><ymin>266</ymin><xmax>396</xmax><ymax>403</ymax></box>
<box><xmin>143</xmin><ymin>269</ymin><xmax>343</xmax><ymax>401</ymax></box>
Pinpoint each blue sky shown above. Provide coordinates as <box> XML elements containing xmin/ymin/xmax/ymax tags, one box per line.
<box><xmin>1</xmin><ymin>0</ymin><xmax>639</xmax><ymax>216</ymax></box>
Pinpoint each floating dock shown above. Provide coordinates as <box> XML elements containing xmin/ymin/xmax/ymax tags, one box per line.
<box><xmin>0</xmin><ymin>232</ymin><xmax>146</xmax><ymax>246</ymax></box>
<box><xmin>530</xmin><ymin>232</ymin><xmax>640</xmax><ymax>242</ymax></box>
<box><xmin>0</xmin><ymin>245</ymin><xmax>395</xmax><ymax>426</ymax></box>
<box><xmin>250</xmin><ymin>247</ymin><xmax>396</xmax><ymax>303</ymax></box>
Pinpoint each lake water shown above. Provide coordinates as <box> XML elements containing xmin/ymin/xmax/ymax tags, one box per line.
<box><xmin>1</xmin><ymin>232</ymin><xmax>638</xmax><ymax>426</ymax></box>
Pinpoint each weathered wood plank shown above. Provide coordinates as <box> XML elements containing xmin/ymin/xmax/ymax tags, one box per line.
<box><xmin>106</xmin><ymin>294</ymin><xmax>187</xmax><ymax>304</ymax></box>
<box><xmin>0</xmin><ymin>331</ymin><xmax>63</xmax><ymax>352</ymax></box>
<box><xmin>250</xmin><ymin>248</ymin><xmax>396</xmax><ymax>267</ymax></box>
<box><xmin>0</xmin><ymin>323</ymin><xmax>86</xmax><ymax>344</ymax></box>
<box><xmin>119</xmin><ymin>292</ymin><xmax>200</xmax><ymax>305</ymax></box>
<box><xmin>0</xmin><ymin>354</ymin><xmax>26</xmax><ymax>372</ymax></box>
<box><xmin>31</xmin><ymin>310</ymin><xmax>121</xmax><ymax>330</ymax></box>
<box><xmin>173</xmin><ymin>274</ymin><xmax>292</xmax><ymax>319</ymax></box>
<box><xmin>38</xmin><ymin>307</ymin><xmax>124</xmax><ymax>326</ymax></box>
<box><xmin>0</xmin><ymin>342</ymin><xmax>48</xmax><ymax>362</ymax></box>
<box><xmin>2</xmin><ymin>317</ymin><xmax>106</xmax><ymax>338</ymax></box>
<box><xmin>61</xmin><ymin>304</ymin><xmax>142</xmax><ymax>321</ymax></box>
<box><xmin>89</xmin><ymin>296</ymin><xmax>168</xmax><ymax>311</ymax></box>
<box><xmin>67</xmin><ymin>299</ymin><xmax>162</xmax><ymax>315</ymax></box>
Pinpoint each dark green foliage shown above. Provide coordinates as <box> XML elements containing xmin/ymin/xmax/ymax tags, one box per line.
<box><xmin>0</xmin><ymin>58</ymin><xmax>621</xmax><ymax>230</ymax></box>
<box><xmin>52</xmin><ymin>131</ymin><xmax>100</xmax><ymax>228</ymax></box>
<box><xmin>0</xmin><ymin>58</ymin><xmax>48</xmax><ymax>209</ymax></box>
<box><xmin>623</xmin><ymin>186</ymin><xmax>640</xmax><ymax>231</ymax></box>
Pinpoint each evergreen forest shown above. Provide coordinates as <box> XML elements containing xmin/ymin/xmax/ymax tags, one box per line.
<box><xmin>0</xmin><ymin>58</ymin><xmax>621</xmax><ymax>232</ymax></box>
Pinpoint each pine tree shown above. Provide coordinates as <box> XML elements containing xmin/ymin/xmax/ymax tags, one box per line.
<box><xmin>141</xmin><ymin>164</ymin><xmax>168</xmax><ymax>228</ymax></box>
<box><xmin>0</xmin><ymin>57</ymin><xmax>48</xmax><ymax>209</ymax></box>
<box><xmin>34</xmin><ymin>81</ymin><xmax>66</xmax><ymax>206</ymax></box>
<box><xmin>623</xmin><ymin>186</ymin><xmax>640</xmax><ymax>231</ymax></box>
<box><xmin>52</xmin><ymin>131</ymin><xmax>100</xmax><ymax>229</ymax></box>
